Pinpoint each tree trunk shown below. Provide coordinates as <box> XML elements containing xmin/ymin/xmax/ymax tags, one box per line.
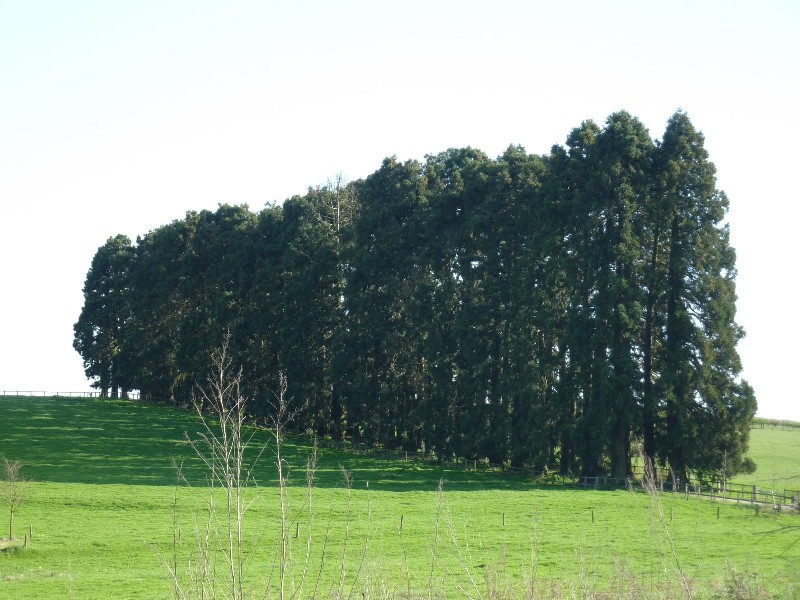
<box><xmin>642</xmin><ymin>228</ymin><xmax>660</xmax><ymax>460</ymax></box>
<box><xmin>665</xmin><ymin>217</ymin><xmax>687</xmax><ymax>482</ymax></box>
<box><xmin>610</xmin><ymin>411</ymin><xmax>630</xmax><ymax>480</ymax></box>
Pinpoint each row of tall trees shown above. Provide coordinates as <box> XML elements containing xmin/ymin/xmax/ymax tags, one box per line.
<box><xmin>74</xmin><ymin>111</ymin><xmax>756</xmax><ymax>480</ymax></box>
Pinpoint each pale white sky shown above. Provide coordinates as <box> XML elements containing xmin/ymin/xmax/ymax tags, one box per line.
<box><xmin>1</xmin><ymin>1</ymin><xmax>798</xmax><ymax>420</ymax></box>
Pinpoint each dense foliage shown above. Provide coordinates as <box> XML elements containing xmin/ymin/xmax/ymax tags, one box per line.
<box><xmin>74</xmin><ymin>111</ymin><xmax>756</xmax><ymax>480</ymax></box>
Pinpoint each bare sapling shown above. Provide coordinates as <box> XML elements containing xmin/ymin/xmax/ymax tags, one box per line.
<box><xmin>266</xmin><ymin>371</ymin><xmax>292</xmax><ymax>600</ymax></box>
<box><xmin>2</xmin><ymin>458</ymin><xmax>30</xmax><ymax>542</ymax></box>
<box><xmin>171</xmin><ymin>333</ymin><xmax>265</xmax><ymax>600</ymax></box>
<box><xmin>442</xmin><ymin>481</ymin><xmax>482</xmax><ymax>599</ymax></box>
<box><xmin>641</xmin><ymin>454</ymin><xmax>692</xmax><ymax>599</ymax></box>
<box><xmin>293</xmin><ymin>438</ymin><xmax>324</xmax><ymax>600</ymax></box>
<box><xmin>163</xmin><ymin>335</ymin><xmax>338</xmax><ymax>600</ymax></box>
<box><xmin>336</xmin><ymin>466</ymin><xmax>353</xmax><ymax>599</ymax></box>
<box><xmin>427</xmin><ymin>478</ymin><xmax>444</xmax><ymax>596</ymax></box>
<box><xmin>348</xmin><ymin>478</ymin><xmax>371</xmax><ymax>599</ymax></box>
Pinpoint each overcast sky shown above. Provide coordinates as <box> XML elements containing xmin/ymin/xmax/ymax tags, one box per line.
<box><xmin>1</xmin><ymin>1</ymin><xmax>798</xmax><ymax>420</ymax></box>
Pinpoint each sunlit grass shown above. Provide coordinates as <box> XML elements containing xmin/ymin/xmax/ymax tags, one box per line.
<box><xmin>730</xmin><ymin>427</ymin><xmax>800</xmax><ymax>491</ymax></box>
<box><xmin>1</xmin><ymin>396</ymin><xmax>799</xmax><ymax>598</ymax></box>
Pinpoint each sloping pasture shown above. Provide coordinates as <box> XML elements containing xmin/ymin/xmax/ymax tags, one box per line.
<box><xmin>1</xmin><ymin>396</ymin><xmax>798</xmax><ymax>598</ymax></box>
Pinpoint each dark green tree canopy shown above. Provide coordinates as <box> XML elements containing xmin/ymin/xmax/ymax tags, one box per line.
<box><xmin>74</xmin><ymin>234</ymin><xmax>134</xmax><ymax>398</ymax></box>
<box><xmin>75</xmin><ymin>111</ymin><xmax>756</xmax><ymax>481</ymax></box>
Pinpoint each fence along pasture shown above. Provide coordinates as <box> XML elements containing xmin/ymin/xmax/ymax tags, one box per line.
<box><xmin>290</xmin><ymin>432</ymin><xmax>800</xmax><ymax>514</ymax></box>
<box><xmin>1</xmin><ymin>389</ymin><xmax>140</xmax><ymax>399</ymax></box>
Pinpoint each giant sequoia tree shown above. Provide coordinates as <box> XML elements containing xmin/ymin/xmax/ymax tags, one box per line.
<box><xmin>74</xmin><ymin>234</ymin><xmax>133</xmax><ymax>398</ymax></box>
<box><xmin>75</xmin><ymin>110</ymin><xmax>756</xmax><ymax>481</ymax></box>
<box><xmin>651</xmin><ymin>112</ymin><xmax>755</xmax><ymax>481</ymax></box>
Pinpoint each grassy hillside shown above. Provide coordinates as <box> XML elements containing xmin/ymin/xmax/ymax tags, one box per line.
<box><xmin>1</xmin><ymin>396</ymin><xmax>799</xmax><ymax>599</ymax></box>
<box><xmin>731</xmin><ymin>426</ymin><xmax>800</xmax><ymax>490</ymax></box>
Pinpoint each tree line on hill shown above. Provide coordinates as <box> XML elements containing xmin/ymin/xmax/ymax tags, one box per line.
<box><xmin>74</xmin><ymin>110</ymin><xmax>756</xmax><ymax>482</ymax></box>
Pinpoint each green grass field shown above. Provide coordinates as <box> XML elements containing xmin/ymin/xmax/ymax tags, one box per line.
<box><xmin>1</xmin><ymin>396</ymin><xmax>799</xmax><ymax>599</ymax></box>
<box><xmin>731</xmin><ymin>426</ymin><xmax>800</xmax><ymax>491</ymax></box>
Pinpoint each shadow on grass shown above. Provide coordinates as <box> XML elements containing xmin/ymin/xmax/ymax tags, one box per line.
<box><xmin>1</xmin><ymin>396</ymin><xmax>541</xmax><ymax>492</ymax></box>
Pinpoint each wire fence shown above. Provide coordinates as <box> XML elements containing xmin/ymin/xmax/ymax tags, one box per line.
<box><xmin>297</xmin><ymin>434</ymin><xmax>800</xmax><ymax>513</ymax></box>
<box><xmin>1</xmin><ymin>389</ymin><xmax>140</xmax><ymax>400</ymax></box>
<box><xmin>753</xmin><ymin>420</ymin><xmax>800</xmax><ymax>431</ymax></box>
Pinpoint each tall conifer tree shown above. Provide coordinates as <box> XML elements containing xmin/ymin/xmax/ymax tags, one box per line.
<box><xmin>74</xmin><ymin>234</ymin><xmax>134</xmax><ymax>397</ymax></box>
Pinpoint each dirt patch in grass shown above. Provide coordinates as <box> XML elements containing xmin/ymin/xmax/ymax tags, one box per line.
<box><xmin>1</xmin><ymin>537</ymin><xmax>22</xmax><ymax>552</ymax></box>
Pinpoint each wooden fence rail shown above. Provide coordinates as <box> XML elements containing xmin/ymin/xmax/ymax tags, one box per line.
<box><xmin>1</xmin><ymin>390</ymin><xmax>140</xmax><ymax>400</ymax></box>
<box><xmin>294</xmin><ymin>433</ymin><xmax>800</xmax><ymax>513</ymax></box>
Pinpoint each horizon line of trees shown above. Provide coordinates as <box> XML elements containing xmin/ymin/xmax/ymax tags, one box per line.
<box><xmin>74</xmin><ymin>110</ymin><xmax>756</xmax><ymax>481</ymax></box>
